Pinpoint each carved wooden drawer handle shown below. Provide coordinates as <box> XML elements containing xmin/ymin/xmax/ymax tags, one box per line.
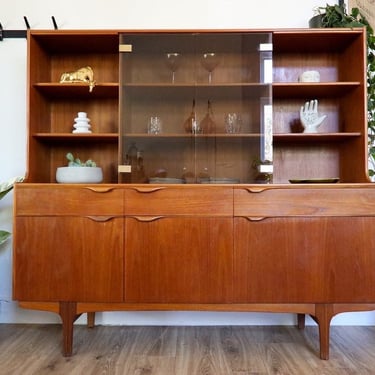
<box><xmin>131</xmin><ymin>216</ymin><xmax>164</xmax><ymax>222</ymax></box>
<box><xmin>84</xmin><ymin>187</ymin><xmax>115</xmax><ymax>193</ymax></box>
<box><xmin>85</xmin><ymin>216</ymin><xmax>116</xmax><ymax>222</ymax></box>
<box><xmin>245</xmin><ymin>217</ymin><xmax>267</xmax><ymax>222</ymax></box>
<box><xmin>245</xmin><ymin>187</ymin><xmax>268</xmax><ymax>193</ymax></box>
<box><xmin>131</xmin><ymin>187</ymin><xmax>166</xmax><ymax>193</ymax></box>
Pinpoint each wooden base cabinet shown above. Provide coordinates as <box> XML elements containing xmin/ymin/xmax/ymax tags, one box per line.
<box><xmin>13</xmin><ymin>184</ymin><xmax>375</xmax><ymax>359</ymax></box>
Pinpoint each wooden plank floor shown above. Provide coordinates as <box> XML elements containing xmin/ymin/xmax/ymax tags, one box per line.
<box><xmin>1</xmin><ymin>324</ymin><xmax>375</xmax><ymax>374</ymax></box>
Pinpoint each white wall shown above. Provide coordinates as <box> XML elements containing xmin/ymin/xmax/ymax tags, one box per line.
<box><xmin>1</xmin><ymin>0</ymin><xmax>374</xmax><ymax>326</ymax></box>
<box><xmin>0</xmin><ymin>0</ymin><xmax>334</xmax><ymax>30</ymax></box>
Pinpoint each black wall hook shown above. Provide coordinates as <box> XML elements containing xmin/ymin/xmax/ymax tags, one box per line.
<box><xmin>51</xmin><ymin>16</ymin><xmax>58</xmax><ymax>30</ymax></box>
<box><xmin>0</xmin><ymin>21</ymin><xmax>27</xmax><ymax>41</ymax></box>
<box><xmin>23</xmin><ymin>16</ymin><xmax>30</xmax><ymax>29</ymax></box>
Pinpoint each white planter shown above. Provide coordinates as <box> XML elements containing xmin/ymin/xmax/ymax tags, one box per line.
<box><xmin>56</xmin><ymin>167</ymin><xmax>103</xmax><ymax>183</ymax></box>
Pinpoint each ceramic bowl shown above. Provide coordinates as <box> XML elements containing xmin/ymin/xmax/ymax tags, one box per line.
<box><xmin>56</xmin><ymin>167</ymin><xmax>103</xmax><ymax>183</ymax></box>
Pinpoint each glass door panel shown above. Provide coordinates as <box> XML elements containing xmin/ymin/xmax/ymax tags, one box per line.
<box><xmin>119</xmin><ymin>32</ymin><xmax>272</xmax><ymax>183</ymax></box>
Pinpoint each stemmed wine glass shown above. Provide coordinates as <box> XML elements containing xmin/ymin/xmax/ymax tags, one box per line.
<box><xmin>165</xmin><ymin>52</ymin><xmax>182</xmax><ymax>83</ymax></box>
<box><xmin>201</xmin><ymin>53</ymin><xmax>220</xmax><ymax>84</ymax></box>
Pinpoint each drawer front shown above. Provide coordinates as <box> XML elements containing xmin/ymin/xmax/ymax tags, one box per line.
<box><xmin>15</xmin><ymin>184</ymin><xmax>124</xmax><ymax>216</ymax></box>
<box><xmin>234</xmin><ymin>186</ymin><xmax>375</xmax><ymax>217</ymax></box>
<box><xmin>124</xmin><ymin>186</ymin><xmax>233</xmax><ymax>216</ymax></box>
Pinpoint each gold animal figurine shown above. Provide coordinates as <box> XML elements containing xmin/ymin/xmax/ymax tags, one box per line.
<box><xmin>60</xmin><ymin>66</ymin><xmax>96</xmax><ymax>92</ymax></box>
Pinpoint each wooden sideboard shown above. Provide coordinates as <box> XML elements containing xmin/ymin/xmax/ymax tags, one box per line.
<box><xmin>13</xmin><ymin>183</ymin><xmax>375</xmax><ymax>358</ymax></box>
<box><xmin>13</xmin><ymin>27</ymin><xmax>374</xmax><ymax>359</ymax></box>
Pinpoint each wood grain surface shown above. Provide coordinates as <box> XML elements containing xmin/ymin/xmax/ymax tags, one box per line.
<box><xmin>1</xmin><ymin>324</ymin><xmax>375</xmax><ymax>374</ymax></box>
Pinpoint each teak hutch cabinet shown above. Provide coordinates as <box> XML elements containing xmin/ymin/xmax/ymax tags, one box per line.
<box><xmin>13</xmin><ymin>28</ymin><xmax>375</xmax><ymax>359</ymax></box>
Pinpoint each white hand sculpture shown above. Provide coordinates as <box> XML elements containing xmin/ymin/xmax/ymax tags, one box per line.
<box><xmin>300</xmin><ymin>99</ymin><xmax>327</xmax><ymax>133</ymax></box>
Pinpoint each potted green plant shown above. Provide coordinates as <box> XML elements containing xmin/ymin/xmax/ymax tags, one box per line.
<box><xmin>310</xmin><ymin>3</ymin><xmax>375</xmax><ymax>176</ymax></box>
<box><xmin>56</xmin><ymin>152</ymin><xmax>103</xmax><ymax>183</ymax></box>
<box><xmin>310</xmin><ymin>2</ymin><xmax>367</xmax><ymax>28</ymax></box>
<box><xmin>0</xmin><ymin>177</ymin><xmax>23</xmax><ymax>245</ymax></box>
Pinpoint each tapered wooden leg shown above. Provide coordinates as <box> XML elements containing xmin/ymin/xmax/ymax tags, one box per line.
<box><xmin>59</xmin><ymin>302</ymin><xmax>79</xmax><ymax>357</ymax></box>
<box><xmin>297</xmin><ymin>313</ymin><xmax>305</xmax><ymax>329</ymax></box>
<box><xmin>313</xmin><ymin>304</ymin><xmax>334</xmax><ymax>360</ymax></box>
<box><xmin>87</xmin><ymin>312</ymin><xmax>96</xmax><ymax>328</ymax></box>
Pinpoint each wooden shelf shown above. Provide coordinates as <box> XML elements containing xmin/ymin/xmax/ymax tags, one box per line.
<box><xmin>274</xmin><ymin>132</ymin><xmax>361</xmax><ymax>142</ymax></box>
<box><xmin>33</xmin><ymin>83</ymin><xmax>119</xmax><ymax>98</ymax></box>
<box><xmin>272</xmin><ymin>82</ymin><xmax>361</xmax><ymax>98</ymax></box>
<box><xmin>273</xmin><ymin>28</ymin><xmax>364</xmax><ymax>52</ymax></box>
<box><xmin>30</xmin><ymin>30</ymin><xmax>119</xmax><ymax>53</ymax></box>
<box><xmin>33</xmin><ymin>133</ymin><xmax>119</xmax><ymax>142</ymax></box>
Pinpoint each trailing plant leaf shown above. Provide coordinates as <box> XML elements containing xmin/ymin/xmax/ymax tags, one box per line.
<box><xmin>0</xmin><ymin>177</ymin><xmax>23</xmax><ymax>200</ymax></box>
<box><xmin>0</xmin><ymin>176</ymin><xmax>24</xmax><ymax>245</ymax></box>
<box><xmin>0</xmin><ymin>230</ymin><xmax>11</xmax><ymax>246</ymax></box>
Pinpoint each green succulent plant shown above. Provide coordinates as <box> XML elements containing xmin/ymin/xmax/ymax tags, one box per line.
<box><xmin>66</xmin><ymin>152</ymin><xmax>97</xmax><ymax>167</ymax></box>
<box><xmin>0</xmin><ymin>177</ymin><xmax>23</xmax><ymax>246</ymax></box>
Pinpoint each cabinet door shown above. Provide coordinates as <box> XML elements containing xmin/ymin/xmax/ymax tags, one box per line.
<box><xmin>13</xmin><ymin>216</ymin><xmax>124</xmax><ymax>302</ymax></box>
<box><xmin>119</xmin><ymin>32</ymin><xmax>272</xmax><ymax>184</ymax></box>
<box><xmin>234</xmin><ymin>216</ymin><xmax>375</xmax><ymax>303</ymax></box>
<box><xmin>124</xmin><ymin>216</ymin><xmax>233</xmax><ymax>303</ymax></box>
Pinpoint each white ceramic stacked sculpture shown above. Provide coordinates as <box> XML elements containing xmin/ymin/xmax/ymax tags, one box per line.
<box><xmin>72</xmin><ymin>112</ymin><xmax>92</xmax><ymax>133</ymax></box>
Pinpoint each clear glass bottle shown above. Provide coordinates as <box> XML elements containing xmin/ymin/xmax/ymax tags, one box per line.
<box><xmin>199</xmin><ymin>100</ymin><xmax>216</xmax><ymax>134</ymax></box>
<box><xmin>183</xmin><ymin>99</ymin><xmax>200</xmax><ymax>134</ymax></box>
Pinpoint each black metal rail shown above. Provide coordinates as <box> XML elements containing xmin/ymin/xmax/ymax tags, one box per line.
<box><xmin>0</xmin><ymin>16</ymin><xmax>58</xmax><ymax>41</ymax></box>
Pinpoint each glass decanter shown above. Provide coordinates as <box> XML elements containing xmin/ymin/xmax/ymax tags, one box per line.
<box><xmin>183</xmin><ymin>99</ymin><xmax>201</xmax><ymax>134</ymax></box>
<box><xmin>199</xmin><ymin>100</ymin><xmax>216</xmax><ymax>134</ymax></box>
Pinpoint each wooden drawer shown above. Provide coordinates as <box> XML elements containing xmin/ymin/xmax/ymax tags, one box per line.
<box><xmin>234</xmin><ymin>185</ymin><xmax>375</xmax><ymax>217</ymax></box>
<box><xmin>14</xmin><ymin>184</ymin><xmax>124</xmax><ymax>216</ymax></box>
<box><xmin>124</xmin><ymin>186</ymin><xmax>233</xmax><ymax>216</ymax></box>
